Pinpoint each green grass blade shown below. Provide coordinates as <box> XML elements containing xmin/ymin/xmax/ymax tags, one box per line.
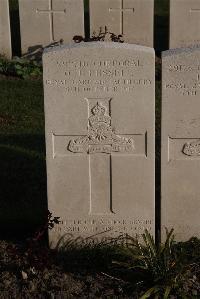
<box><xmin>163</xmin><ymin>286</ymin><xmax>171</xmax><ymax>299</ymax></box>
<box><xmin>140</xmin><ymin>286</ymin><xmax>160</xmax><ymax>299</ymax></box>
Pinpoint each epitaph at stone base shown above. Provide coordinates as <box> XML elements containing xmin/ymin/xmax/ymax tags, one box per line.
<box><xmin>43</xmin><ymin>42</ymin><xmax>155</xmax><ymax>247</ymax></box>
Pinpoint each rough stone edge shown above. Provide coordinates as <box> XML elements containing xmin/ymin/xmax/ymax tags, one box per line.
<box><xmin>43</xmin><ymin>42</ymin><xmax>155</xmax><ymax>56</ymax></box>
<box><xmin>6</xmin><ymin>0</ymin><xmax>11</xmax><ymax>58</ymax></box>
<box><xmin>162</xmin><ymin>45</ymin><xmax>200</xmax><ymax>58</ymax></box>
<box><xmin>0</xmin><ymin>0</ymin><xmax>12</xmax><ymax>59</ymax></box>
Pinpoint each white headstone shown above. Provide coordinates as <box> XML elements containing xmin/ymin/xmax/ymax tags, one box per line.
<box><xmin>162</xmin><ymin>46</ymin><xmax>200</xmax><ymax>241</ymax></box>
<box><xmin>0</xmin><ymin>0</ymin><xmax>12</xmax><ymax>58</ymax></box>
<box><xmin>19</xmin><ymin>0</ymin><xmax>84</xmax><ymax>54</ymax></box>
<box><xmin>43</xmin><ymin>42</ymin><xmax>155</xmax><ymax>246</ymax></box>
<box><xmin>90</xmin><ymin>0</ymin><xmax>154</xmax><ymax>47</ymax></box>
<box><xmin>170</xmin><ymin>0</ymin><xmax>200</xmax><ymax>49</ymax></box>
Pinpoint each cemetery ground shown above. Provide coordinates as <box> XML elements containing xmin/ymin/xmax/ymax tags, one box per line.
<box><xmin>0</xmin><ymin>1</ymin><xmax>200</xmax><ymax>298</ymax></box>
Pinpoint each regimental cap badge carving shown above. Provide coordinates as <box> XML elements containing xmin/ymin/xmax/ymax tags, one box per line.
<box><xmin>68</xmin><ymin>102</ymin><xmax>135</xmax><ymax>154</ymax></box>
<box><xmin>89</xmin><ymin>102</ymin><xmax>111</xmax><ymax>128</ymax></box>
<box><xmin>92</xmin><ymin>102</ymin><xmax>106</xmax><ymax>116</ymax></box>
<box><xmin>182</xmin><ymin>139</ymin><xmax>200</xmax><ymax>156</ymax></box>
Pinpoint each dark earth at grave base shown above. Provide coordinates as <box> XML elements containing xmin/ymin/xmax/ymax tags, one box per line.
<box><xmin>0</xmin><ymin>236</ymin><xmax>200</xmax><ymax>299</ymax></box>
<box><xmin>0</xmin><ymin>240</ymin><xmax>140</xmax><ymax>298</ymax></box>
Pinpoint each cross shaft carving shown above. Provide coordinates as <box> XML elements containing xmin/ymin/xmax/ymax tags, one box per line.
<box><xmin>67</xmin><ymin>98</ymin><xmax>136</xmax><ymax>215</ymax></box>
<box><xmin>36</xmin><ymin>0</ymin><xmax>66</xmax><ymax>43</ymax></box>
<box><xmin>109</xmin><ymin>0</ymin><xmax>135</xmax><ymax>35</ymax></box>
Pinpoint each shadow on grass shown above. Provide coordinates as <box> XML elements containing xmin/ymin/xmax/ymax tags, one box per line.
<box><xmin>154</xmin><ymin>15</ymin><xmax>169</xmax><ymax>54</ymax></box>
<box><xmin>0</xmin><ymin>134</ymin><xmax>45</xmax><ymax>155</ymax></box>
<box><xmin>0</xmin><ymin>134</ymin><xmax>47</xmax><ymax>240</ymax></box>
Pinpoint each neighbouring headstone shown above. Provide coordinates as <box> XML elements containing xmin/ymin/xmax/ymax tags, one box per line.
<box><xmin>19</xmin><ymin>0</ymin><xmax>84</xmax><ymax>55</ymax></box>
<box><xmin>170</xmin><ymin>0</ymin><xmax>200</xmax><ymax>49</ymax></box>
<box><xmin>43</xmin><ymin>42</ymin><xmax>155</xmax><ymax>247</ymax></box>
<box><xmin>162</xmin><ymin>46</ymin><xmax>200</xmax><ymax>241</ymax></box>
<box><xmin>0</xmin><ymin>0</ymin><xmax>12</xmax><ymax>58</ymax></box>
<box><xmin>90</xmin><ymin>0</ymin><xmax>154</xmax><ymax>47</ymax></box>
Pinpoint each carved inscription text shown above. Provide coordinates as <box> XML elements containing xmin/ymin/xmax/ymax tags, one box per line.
<box><xmin>45</xmin><ymin>58</ymin><xmax>152</xmax><ymax>93</ymax></box>
<box><xmin>164</xmin><ymin>64</ymin><xmax>200</xmax><ymax>96</ymax></box>
<box><xmin>54</xmin><ymin>218</ymin><xmax>153</xmax><ymax>240</ymax></box>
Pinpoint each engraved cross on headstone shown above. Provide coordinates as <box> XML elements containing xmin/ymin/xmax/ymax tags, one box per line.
<box><xmin>190</xmin><ymin>8</ymin><xmax>200</xmax><ymax>14</ymax></box>
<box><xmin>36</xmin><ymin>0</ymin><xmax>66</xmax><ymax>43</ymax></box>
<box><xmin>66</xmin><ymin>98</ymin><xmax>137</xmax><ymax>215</ymax></box>
<box><xmin>109</xmin><ymin>0</ymin><xmax>135</xmax><ymax>35</ymax></box>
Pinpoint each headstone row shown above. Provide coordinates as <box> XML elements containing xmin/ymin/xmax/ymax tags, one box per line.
<box><xmin>1</xmin><ymin>0</ymin><xmax>154</xmax><ymax>57</ymax></box>
<box><xmin>43</xmin><ymin>41</ymin><xmax>200</xmax><ymax>246</ymax></box>
<box><xmin>3</xmin><ymin>0</ymin><xmax>200</xmax><ymax>57</ymax></box>
<box><xmin>19</xmin><ymin>0</ymin><xmax>154</xmax><ymax>54</ymax></box>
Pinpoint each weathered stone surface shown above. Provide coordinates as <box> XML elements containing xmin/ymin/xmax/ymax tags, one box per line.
<box><xmin>0</xmin><ymin>0</ymin><xmax>11</xmax><ymax>58</ymax></box>
<box><xmin>170</xmin><ymin>0</ymin><xmax>200</xmax><ymax>49</ymax></box>
<box><xmin>162</xmin><ymin>46</ymin><xmax>200</xmax><ymax>241</ymax></box>
<box><xmin>19</xmin><ymin>0</ymin><xmax>84</xmax><ymax>54</ymax></box>
<box><xmin>90</xmin><ymin>0</ymin><xmax>154</xmax><ymax>47</ymax></box>
<box><xmin>43</xmin><ymin>42</ymin><xmax>155</xmax><ymax>247</ymax></box>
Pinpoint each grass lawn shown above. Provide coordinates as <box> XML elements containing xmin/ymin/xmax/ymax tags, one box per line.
<box><xmin>0</xmin><ymin>78</ymin><xmax>47</xmax><ymax>237</ymax></box>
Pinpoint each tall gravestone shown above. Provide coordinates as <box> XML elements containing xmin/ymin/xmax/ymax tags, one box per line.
<box><xmin>162</xmin><ymin>46</ymin><xmax>200</xmax><ymax>241</ymax></box>
<box><xmin>19</xmin><ymin>0</ymin><xmax>84</xmax><ymax>54</ymax></box>
<box><xmin>170</xmin><ymin>0</ymin><xmax>200</xmax><ymax>49</ymax></box>
<box><xmin>90</xmin><ymin>0</ymin><xmax>154</xmax><ymax>47</ymax></box>
<box><xmin>0</xmin><ymin>0</ymin><xmax>12</xmax><ymax>58</ymax></box>
<box><xmin>43</xmin><ymin>42</ymin><xmax>155</xmax><ymax>246</ymax></box>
